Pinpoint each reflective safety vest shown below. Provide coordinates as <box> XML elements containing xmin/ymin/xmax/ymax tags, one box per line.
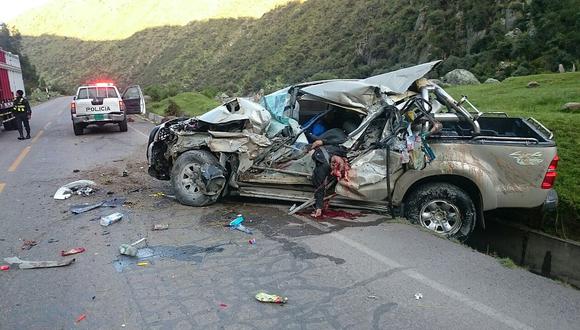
<box><xmin>14</xmin><ymin>98</ymin><xmax>26</xmax><ymax>112</ymax></box>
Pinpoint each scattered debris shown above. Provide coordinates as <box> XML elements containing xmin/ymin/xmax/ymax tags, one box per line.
<box><xmin>47</xmin><ymin>238</ymin><xmax>59</xmax><ymax>243</ymax></box>
<box><xmin>249</xmin><ymin>238</ymin><xmax>256</xmax><ymax>245</ymax></box>
<box><xmin>150</xmin><ymin>192</ymin><xmax>166</xmax><ymax>197</ymax></box>
<box><xmin>4</xmin><ymin>256</ymin><xmax>75</xmax><ymax>269</ymax></box>
<box><xmin>53</xmin><ymin>180</ymin><xmax>96</xmax><ymax>200</ymax></box>
<box><xmin>0</xmin><ymin>265</ymin><xmax>9</xmax><ymax>271</ymax></box>
<box><xmin>228</xmin><ymin>214</ymin><xmax>253</xmax><ymax>234</ymax></box>
<box><xmin>73</xmin><ymin>169</ymin><xmax>80</xmax><ymax>173</ymax></box>
<box><xmin>61</xmin><ymin>247</ymin><xmax>86</xmax><ymax>256</ymax></box>
<box><xmin>255</xmin><ymin>292</ymin><xmax>288</xmax><ymax>304</ymax></box>
<box><xmin>100</xmin><ymin>212</ymin><xmax>124</xmax><ymax>227</ymax></box>
<box><xmin>71</xmin><ymin>197</ymin><xmax>126</xmax><ymax>214</ymax></box>
<box><xmin>219</xmin><ymin>303</ymin><xmax>228</xmax><ymax>308</ymax></box>
<box><xmin>76</xmin><ymin>186</ymin><xmax>96</xmax><ymax>196</ymax></box>
<box><xmin>119</xmin><ymin>238</ymin><xmax>147</xmax><ymax>257</ymax></box>
<box><xmin>127</xmin><ymin>117</ymin><xmax>135</xmax><ymax>122</ymax></box>
<box><xmin>152</xmin><ymin>224</ymin><xmax>169</xmax><ymax>231</ymax></box>
<box><xmin>367</xmin><ymin>295</ymin><xmax>378</xmax><ymax>300</ymax></box>
<box><xmin>21</xmin><ymin>240</ymin><xmax>37</xmax><ymax>250</ymax></box>
<box><xmin>122</xmin><ymin>170</ymin><xmax>128</xmax><ymax>177</ymax></box>
<box><xmin>106</xmin><ymin>191</ymin><xmax>115</xmax><ymax>195</ymax></box>
<box><xmin>136</xmin><ymin>261</ymin><xmax>149</xmax><ymax>267</ymax></box>
<box><xmin>414</xmin><ymin>293</ymin><xmax>423</xmax><ymax>300</ymax></box>
<box><xmin>229</xmin><ymin>214</ymin><xmax>244</xmax><ymax>227</ymax></box>
<box><xmin>75</xmin><ymin>314</ymin><xmax>86</xmax><ymax>323</ymax></box>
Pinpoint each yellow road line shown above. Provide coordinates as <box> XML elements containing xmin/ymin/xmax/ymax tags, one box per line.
<box><xmin>8</xmin><ymin>146</ymin><xmax>31</xmax><ymax>172</ymax></box>
<box><xmin>0</xmin><ymin>182</ymin><xmax>5</xmax><ymax>193</ymax></box>
<box><xmin>31</xmin><ymin>129</ymin><xmax>44</xmax><ymax>144</ymax></box>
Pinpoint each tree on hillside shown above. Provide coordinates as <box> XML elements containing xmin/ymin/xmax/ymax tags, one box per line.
<box><xmin>0</xmin><ymin>23</ymin><xmax>40</xmax><ymax>94</ymax></box>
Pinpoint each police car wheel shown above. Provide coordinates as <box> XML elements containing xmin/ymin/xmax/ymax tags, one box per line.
<box><xmin>73</xmin><ymin>124</ymin><xmax>84</xmax><ymax>136</ymax></box>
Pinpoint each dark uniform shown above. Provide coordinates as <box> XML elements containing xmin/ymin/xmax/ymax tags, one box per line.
<box><xmin>13</xmin><ymin>93</ymin><xmax>32</xmax><ymax>140</ymax></box>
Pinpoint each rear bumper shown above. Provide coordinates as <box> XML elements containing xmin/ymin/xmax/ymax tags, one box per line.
<box><xmin>72</xmin><ymin>113</ymin><xmax>125</xmax><ymax>124</ymax></box>
<box><xmin>542</xmin><ymin>189</ymin><xmax>558</xmax><ymax>213</ymax></box>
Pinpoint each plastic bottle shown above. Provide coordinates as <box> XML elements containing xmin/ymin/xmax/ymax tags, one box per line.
<box><xmin>100</xmin><ymin>212</ymin><xmax>124</xmax><ymax>226</ymax></box>
<box><xmin>229</xmin><ymin>214</ymin><xmax>244</xmax><ymax>227</ymax></box>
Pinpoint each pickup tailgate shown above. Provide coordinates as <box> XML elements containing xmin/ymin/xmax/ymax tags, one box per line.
<box><xmin>75</xmin><ymin>86</ymin><xmax>121</xmax><ymax>116</ymax></box>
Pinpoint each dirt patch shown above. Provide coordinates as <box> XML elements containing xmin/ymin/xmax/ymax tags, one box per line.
<box><xmin>71</xmin><ymin>159</ymin><xmax>174</xmax><ymax>212</ymax></box>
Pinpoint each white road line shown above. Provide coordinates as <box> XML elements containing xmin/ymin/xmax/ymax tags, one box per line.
<box><xmin>129</xmin><ymin>125</ymin><xmax>149</xmax><ymax>139</ymax></box>
<box><xmin>330</xmin><ymin>232</ymin><xmax>533</xmax><ymax>330</ymax></box>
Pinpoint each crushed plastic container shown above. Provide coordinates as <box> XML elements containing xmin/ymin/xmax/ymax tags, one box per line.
<box><xmin>100</xmin><ymin>212</ymin><xmax>123</xmax><ymax>226</ymax></box>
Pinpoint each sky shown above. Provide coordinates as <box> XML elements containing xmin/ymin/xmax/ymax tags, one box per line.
<box><xmin>0</xmin><ymin>0</ymin><xmax>51</xmax><ymax>24</ymax></box>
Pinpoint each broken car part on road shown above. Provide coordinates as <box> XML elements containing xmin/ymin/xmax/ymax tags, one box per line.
<box><xmin>53</xmin><ymin>180</ymin><xmax>96</xmax><ymax>200</ymax></box>
<box><xmin>4</xmin><ymin>256</ymin><xmax>76</xmax><ymax>269</ymax></box>
<box><xmin>147</xmin><ymin>60</ymin><xmax>558</xmax><ymax>240</ymax></box>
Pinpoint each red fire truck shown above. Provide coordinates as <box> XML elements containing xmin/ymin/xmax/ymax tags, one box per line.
<box><xmin>0</xmin><ymin>48</ymin><xmax>25</xmax><ymax>131</ymax></box>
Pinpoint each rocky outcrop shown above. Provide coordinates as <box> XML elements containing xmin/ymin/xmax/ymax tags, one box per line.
<box><xmin>561</xmin><ymin>102</ymin><xmax>580</xmax><ymax>112</ymax></box>
<box><xmin>443</xmin><ymin>69</ymin><xmax>480</xmax><ymax>85</ymax></box>
<box><xmin>484</xmin><ymin>78</ymin><xmax>500</xmax><ymax>84</ymax></box>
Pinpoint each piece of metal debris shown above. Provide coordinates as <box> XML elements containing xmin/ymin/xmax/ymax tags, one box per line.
<box><xmin>71</xmin><ymin>197</ymin><xmax>126</xmax><ymax>214</ymax></box>
<box><xmin>152</xmin><ymin>224</ymin><xmax>169</xmax><ymax>231</ymax></box>
<box><xmin>4</xmin><ymin>256</ymin><xmax>76</xmax><ymax>269</ymax></box>
<box><xmin>54</xmin><ymin>180</ymin><xmax>96</xmax><ymax>200</ymax></box>
<box><xmin>21</xmin><ymin>240</ymin><xmax>37</xmax><ymax>250</ymax></box>
<box><xmin>61</xmin><ymin>247</ymin><xmax>86</xmax><ymax>256</ymax></box>
<box><xmin>255</xmin><ymin>292</ymin><xmax>288</xmax><ymax>304</ymax></box>
<box><xmin>414</xmin><ymin>293</ymin><xmax>423</xmax><ymax>300</ymax></box>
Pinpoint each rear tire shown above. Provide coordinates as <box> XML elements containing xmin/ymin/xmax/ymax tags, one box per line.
<box><xmin>170</xmin><ymin>150</ymin><xmax>227</xmax><ymax>207</ymax></box>
<box><xmin>73</xmin><ymin>123</ymin><xmax>84</xmax><ymax>136</ymax></box>
<box><xmin>3</xmin><ymin>118</ymin><xmax>17</xmax><ymax>131</ymax></box>
<box><xmin>119</xmin><ymin>117</ymin><xmax>128</xmax><ymax>132</ymax></box>
<box><xmin>404</xmin><ymin>183</ymin><xmax>476</xmax><ymax>240</ymax></box>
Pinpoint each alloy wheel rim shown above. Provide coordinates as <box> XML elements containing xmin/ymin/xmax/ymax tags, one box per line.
<box><xmin>419</xmin><ymin>200</ymin><xmax>462</xmax><ymax>235</ymax></box>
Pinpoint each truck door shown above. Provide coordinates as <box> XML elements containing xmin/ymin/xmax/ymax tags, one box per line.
<box><xmin>122</xmin><ymin>85</ymin><xmax>145</xmax><ymax>114</ymax></box>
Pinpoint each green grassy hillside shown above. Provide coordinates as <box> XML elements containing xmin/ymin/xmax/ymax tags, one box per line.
<box><xmin>149</xmin><ymin>92</ymin><xmax>220</xmax><ymax>117</ymax></box>
<box><xmin>19</xmin><ymin>0</ymin><xmax>580</xmax><ymax>95</ymax></box>
<box><xmin>9</xmin><ymin>0</ymin><xmax>297</xmax><ymax>40</ymax></box>
<box><xmin>447</xmin><ymin>72</ymin><xmax>580</xmax><ymax>211</ymax></box>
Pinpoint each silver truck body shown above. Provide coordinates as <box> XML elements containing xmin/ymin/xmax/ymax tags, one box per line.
<box><xmin>147</xmin><ymin>61</ymin><xmax>558</xmax><ymax>239</ymax></box>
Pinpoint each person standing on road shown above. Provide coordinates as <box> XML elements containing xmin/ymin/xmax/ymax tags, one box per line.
<box><xmin>13</xmin><ymin>90</ymin><xmax>32</xmax><ymax>140</ymax></box>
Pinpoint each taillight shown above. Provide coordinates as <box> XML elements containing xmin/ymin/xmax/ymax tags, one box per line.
<box><xmin>119</xmin><ymin>100</ymin><xmax>126</xmax><ymax>112</ymax></box>
<box><xmin>70</xmin><ymin>102</ymin><xmax>76</xmax><ymax>114</ymax></box>
<box><xmin>541</xmin><ymin>155</ymin><xmax>559</xmax><ymax>189</ymax></box>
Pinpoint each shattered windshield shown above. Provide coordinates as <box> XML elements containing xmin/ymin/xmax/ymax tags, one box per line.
<box><xmin>259</xmin><ymin>87</ymin><xmax>291</xmax><ymax>125</ymax></box>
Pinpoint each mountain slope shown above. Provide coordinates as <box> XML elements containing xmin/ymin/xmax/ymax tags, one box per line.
<box><xmin>9</xmin><ymin>0</ymin><xmax>298</xmax><ymax>40</ymax></box>
<box><xmin>20</xmin><ymin>0</ymin><xmax>580</xmax><ymax>94</ymax></box>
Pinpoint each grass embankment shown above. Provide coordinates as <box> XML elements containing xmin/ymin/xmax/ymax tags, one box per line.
<box><xmin>447</xmin><ymin>72</ymin><xmax>579</xmax><ymax>238</ymax></box>
<box><xmin>148</xmin><ymin>92</ymin><xmax>219</xmax><ymax>117</ymax></box>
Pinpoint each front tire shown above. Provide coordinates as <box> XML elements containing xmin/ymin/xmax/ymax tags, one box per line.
<box><xmin>404</xmin><ymin>183</ymin><xmax>476</xmax><ymax>240</ymax></box>
<box><xmin>170</xmin><ymin>150</ymin><xmax>226</xmax><ymax>207</ymax></box>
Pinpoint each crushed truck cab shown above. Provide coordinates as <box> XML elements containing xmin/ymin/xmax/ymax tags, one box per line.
<box><xmin>147</xmin><ymin>61</ymin><xmax>558</xmax><ymax>240</ymax></box>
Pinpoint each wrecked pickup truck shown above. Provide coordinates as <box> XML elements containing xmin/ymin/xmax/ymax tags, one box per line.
<box><xmin>147</xmin><ymin>61</ymin><xmax>558</xmax><ymax>239</ymax></box>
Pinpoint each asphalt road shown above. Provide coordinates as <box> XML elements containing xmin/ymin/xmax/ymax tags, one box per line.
<box><xmin>0</xmin><ymin>97</ymin><xmax>579</xmax><ymax>329</ymax></box>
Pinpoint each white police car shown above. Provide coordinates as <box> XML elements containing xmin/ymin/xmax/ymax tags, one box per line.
<box><xmin>70</xmin><ymin>82</ymin><xmax>144</xmax><ymax>135</ymax></box>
